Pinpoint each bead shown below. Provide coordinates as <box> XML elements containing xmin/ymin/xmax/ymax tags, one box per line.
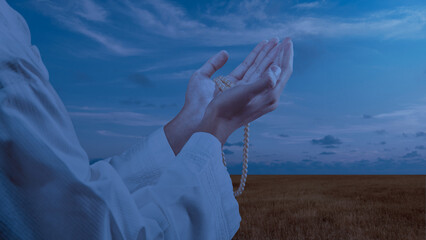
<box><xmin>212</xmin><ymin>76</ymin><xmax>249</xmax><ymax>197</ymax></box>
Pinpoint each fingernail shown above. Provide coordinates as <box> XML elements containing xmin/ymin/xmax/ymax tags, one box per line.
<box><xmin>219</xmin><ymin>50</ymin><xmax>229</xmax><ymax>58</ymax></box>
<box><xmin>270</xmin><ymin>37</ymin><xmax>279</xmax><ymax>44</ymax></box>
<box><xmin>283</xmin><ymin>37</ymin><xmax>292</xmax><ymax>47</ymax></box>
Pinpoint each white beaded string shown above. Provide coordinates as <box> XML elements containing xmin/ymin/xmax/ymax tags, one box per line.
<box><xmin>213</xmin><ymin>76</ymin><xmax>249</xmax><ymax>197</ymax></box>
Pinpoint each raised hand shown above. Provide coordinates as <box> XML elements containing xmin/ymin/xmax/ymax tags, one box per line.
<box><xmin>197</xmin><ymin>38</ymin><xmax>294</xmax><ymax>145</ymax></box>
<box><xmin>183</xmin><ymin>37</ymin><xmax>280</xmax><ymax>118</ymax></box>
<box><xmin>165</xmin><ymin>38</ymin><xmax>280</xmax><ymax>155</ymax></box>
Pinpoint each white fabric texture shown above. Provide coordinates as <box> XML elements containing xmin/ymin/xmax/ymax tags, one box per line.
<box><xmin>0</xmin><ymin>1</ymin><xmax>241</xmax><ymax>239</ymax></box>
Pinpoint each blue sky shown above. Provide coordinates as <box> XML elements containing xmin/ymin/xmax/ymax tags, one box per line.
<box><xmin>9</xmin><ymin>0</ymin><xmax>426</xmax><ymax>174</ymax></box>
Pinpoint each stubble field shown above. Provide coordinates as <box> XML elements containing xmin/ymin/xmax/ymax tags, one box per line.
<box><xmin>231</xmin><ymin>175</ymin><xmax>425</xmax><ymax>240</ymax></box>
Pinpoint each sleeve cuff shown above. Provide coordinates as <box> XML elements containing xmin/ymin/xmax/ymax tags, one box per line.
<box><xmin>178</xmin><ymin>132</ymin><xmax>241</xmax><ymax>239</ymax></box>
<box><xmin>108</xmin><ymin>126</ymin><xmax>176</xmax><ymax>193</ymax></box>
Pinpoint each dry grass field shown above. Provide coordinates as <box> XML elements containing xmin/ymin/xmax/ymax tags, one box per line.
<box><xmin>231</xmin><ymin>175</ymin><xmax>425</xmax><ymax>240</ymax></box>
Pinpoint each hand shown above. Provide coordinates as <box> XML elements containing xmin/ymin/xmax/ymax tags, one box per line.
<box><xmin>183</xmin><ymin>37</ymin><xmax>280</xmax><ymax>121</ymax></box>
<box><xmin>197</xmin><ymin>38</ymin><xmax>294</xmax><ymax>145</ymax></box>
<box><xmin>165</xmin><ymin>38</ymin><xmax>280</xmax><ymax>155</ymax></box>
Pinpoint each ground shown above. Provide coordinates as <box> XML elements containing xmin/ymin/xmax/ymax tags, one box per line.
<box><xmin>231</xmin><ymin>175</ymin><xmax>425</xmax><ymax>240</ymax></box>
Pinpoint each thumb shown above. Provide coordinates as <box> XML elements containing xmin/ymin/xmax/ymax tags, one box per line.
<box><xmin>247</xmin><ymin>64</ymin><xmax>281</xmax><ymax>96</ymax></box>
<box><xmin>198</xmin><ymin>50</ymin><xmax>229</xmax><ymax>78</ymax></box>
<box><xmin>271</xmin><ymin>64</ymin><xmax>282</xmax><ymax>79</ymax></box>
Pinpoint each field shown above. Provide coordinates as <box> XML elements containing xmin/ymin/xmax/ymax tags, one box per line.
<box><xmin>230</xmin><ymin>175</ymin><xmax>425</xmax><ymax>240</ymax></box>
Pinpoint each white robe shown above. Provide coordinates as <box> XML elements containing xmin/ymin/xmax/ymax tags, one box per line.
<box><xmin>0</xmin><ymin>1</ymin><xmax>241</xmax><ymax>239</ymax></box>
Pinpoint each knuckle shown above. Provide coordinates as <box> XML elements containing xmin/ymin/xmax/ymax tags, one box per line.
<box><xmin>208</xmin><ymin>61</ymin><xmax>218</xmax><ymax>72</ymax></box>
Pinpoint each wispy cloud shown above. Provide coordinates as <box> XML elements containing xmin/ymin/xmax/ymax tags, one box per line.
<box><xmin>320</xmin><ymin>151</ymin><xmax>336</xmax><ymax>155</ymax></box>
<box><xmin>124</xmin><ymin>1</ymin><xmax>426</xmax><ymax>45</ymax></box>
<box><xmin>30</xmin><ymin>0</ymin><xmax>426</xmax><ymax>57</ymax></box>
<box><xmin>374</xmin><ymin>129</ymin><xmax>387</xmax><ymax>135</ymax></box>
<box><xmin>66</xmin><ymin>20</ymin><xmax>144</xmax><ymax>56</ymax></box>
<box><xmin>32</xmin><ymin>0</ymin><xmax>144</xmax><ymax>56</ymax></box>
<box><xmin>97</xmin><ymin>130</ymin><xmax>145</xmax><ymax>139</ymax></box>
<box><xmin>127</xmin><ymin>73</ymin><xmax>154</xmax><ymax>87</ymax></box>
<box><xmin>122</xmin><ymin>0</ymin><xmax>205</xmax><ymax>38</ymax></box>
<box><xmin>402</xmin><ymin>150</ymin><xmax>421</xmax><ymax>158</ymax></box>
<box><xmin>293</xmin><ymin>1</ymin><xmax>323</xmax><ymax>9</ymax></box>
<box><xmin>76</xmin><ymin>0</ymin><xmax>108</xmax><ymax>22</ymax></box>
<box><xmin>69</xmin><ymin>111</ymin><xmax>167</xmax><ymax>126</ymax></box>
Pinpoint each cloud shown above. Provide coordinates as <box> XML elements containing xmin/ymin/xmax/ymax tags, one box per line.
<box><xmin>119</xmin><ymin>99</ymin><xmax>142</xmax><ymax>106</ymax></box>
<box><xmin>76</xmin><ymin>0</ymin><xmax>108</xmax><ymax>22</ymax></box>
<box><xmin>122</xmin><ymin>0</ymin><xmax>206</xmax><ymax>39</ymax></box>
<box><xmin>416</xmin><ymin>131</ymin><xmax>426</xmax><ymax>137</ymax></box>
<box><xmin>402</xmin><ymin>151</ymin><xmax>421</xmax><ymax>158</ymax></box>
<box><xmin>313</xmin><ymin>103</ymin><xmax>426</xmax><ymax>137</ymax></box>
<box><xmin>415</xmin><ymin>145</ymin><xmax>426</xmax><ymax>150</ymax></box>
<box><xmin>223</xmin><ymin>149</ymin><xmax>234</xmax><ymax>155</ymax></box>
<box><xmin>127</xmin><ymin>73</ymin><xmax>154</xmax><ymax>87</ymax></box>
<box><xmin>311</xmin><ymin>135</ymin><xmax>342</xmax><ymax>146</ymax></box>
<box><xmin>224</xmin><ymin>141</ymin><xmax>245</xmax><ymax>147</ymax></box>
<box><xmin>152</xmin><ymin>69</ymin><xmax>197</xmax><ymax>81</ymax></box>
<box><xmin>320</xmin><ymin>151</ymin><xmax>336</xmax><ymax>155</ymax></box>
<box><xmin>66</xmin><ymin>105</ymin><xmax>115</xmax><ymax>111</ymax></box>
<box><xmin>30</xmin><ymin>0</ymin><xmax>426</xmax><ymax>59</ymax></box>
<box><xmin>380</xmin><ymin>141</ymin><xmax>386</xmax><ymax>145</ymax></box>
<box><xmin>374</xmin><ymin>129</ymin><xmax>387</xmax><ymax>135</ymax></box>
<box><xmin>97</xmin><ymin>130</ymin><xmax>145</xmax><ymax>139</ymax></box>
<box><xmin>375</xmin><ymin>104</ymin><xmax>426</xmax><ymax>120</ymax></box>
<box><xmin>67</xmin><ymin>22</ymin><xmax>144</xmax><ymax>56</ymax></box>
<box><xmin>261</xmin><ymin>132</ymin><xmax>298</xmax><ymax>141</ymax></box>
<box><xmin>31</xmin><ymin>0</ymin><xmax>144</xmax><ymax>56</ymax></box>
<box><xmin>159</xmin><ymin>103</ymin><xmax>178</xmax><ymax>109</ymax></box>
<box><xmin>226</xmin><ymin>157</ymin><xmax>426</xmax><ymax>174</ymax></box>
<box><xmin>118</xmin><ymin>99</ymin><xmax>178</xmax><ymax>109</ymax></box>
<box><xmin>69</xmin><ymin>111</ymin><xmax>167</xmax><ymax>126</ymax></box>
<box><xmin>324</xmin><ymin>145</ymin><xmax>338</xmax><ymax>149</ymax></box>
<box><xmin>363</xmin><ymin>114</ymin><xmax>373</xmax><ymax>119</ymax></box>
<box><xmin>293</xmin><ymin>1</ymin><xmax>322</xmax><ymax>9</ymax></box>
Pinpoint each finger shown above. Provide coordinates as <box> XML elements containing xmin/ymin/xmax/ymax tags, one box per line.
<box><xmin>239</xmin><ymin>94</ymin><xmax>276</xmax><ymax>125</ymax></box>
<box><xmin>229</xmin><ymin>40</ymin><xmax>268</xmax><ymax>80</ymax></box>
<box><xmin>216</xmin><ymin>64</ymin><xmax>279</xmax><ymax>111</ymax></box>
<box><xmin>274</xmin><ymin>38</ymin><xmax>294</xmax><ymax>94</ymax></box>
<box><xmin>238</xmin><ymin>65</ymin><xmax>281</xmax><ymax>123</ymax></box>
<box><xmin>243</xmin><ymin>37</ymin><xmax>279</xmax><ymax>81</ymax></box>
<box><xmin>255</xmin><ymin>44</ymin><xmax>280</xmax><ymax>76</ymax></box>
<box><xmin>198</xmin><ymin>50</ymin><xmax>229</xmax><ymax>78</ymax></box>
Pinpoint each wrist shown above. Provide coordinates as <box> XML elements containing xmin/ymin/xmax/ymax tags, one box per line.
<box><xmin>181</xmin><ymin>102</ymin><xmax>207</xmax><ymax>122</ymax></box>
<box><xmin>164</xmin><ymin>105</ymin><xmax>206</xmax><ymax>155</ymax></box>
<box><xmin>196</xmin><ymin>109</ymin><xmax>230</xmax><ymax>145</ymax></box>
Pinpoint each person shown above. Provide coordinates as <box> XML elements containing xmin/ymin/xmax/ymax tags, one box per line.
<box><xmin>0</xmin><ymin>0</ymin><xmax>293</xmax><ymax>239</ymax></box>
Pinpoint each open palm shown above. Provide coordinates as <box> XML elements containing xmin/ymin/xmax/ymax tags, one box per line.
<box><xmin>184</xmin><ymin>38</ymin><xmax>280</xmax><ymax>116</ymax></box>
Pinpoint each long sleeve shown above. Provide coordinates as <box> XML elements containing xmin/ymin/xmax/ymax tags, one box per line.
<box><xmin>106</xmin><ymin>126</ymin><xmax>176</xmax><ymax>193</ymax></box>
<box><xmin>132</xmin><ymin>132</ymin><xmax>241</xmax><ymax>239</ymax></box>
<box><xmin>0</xmin><ymin>1</ymin><xmax>240</xmax><ymax>239</ymax></box>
